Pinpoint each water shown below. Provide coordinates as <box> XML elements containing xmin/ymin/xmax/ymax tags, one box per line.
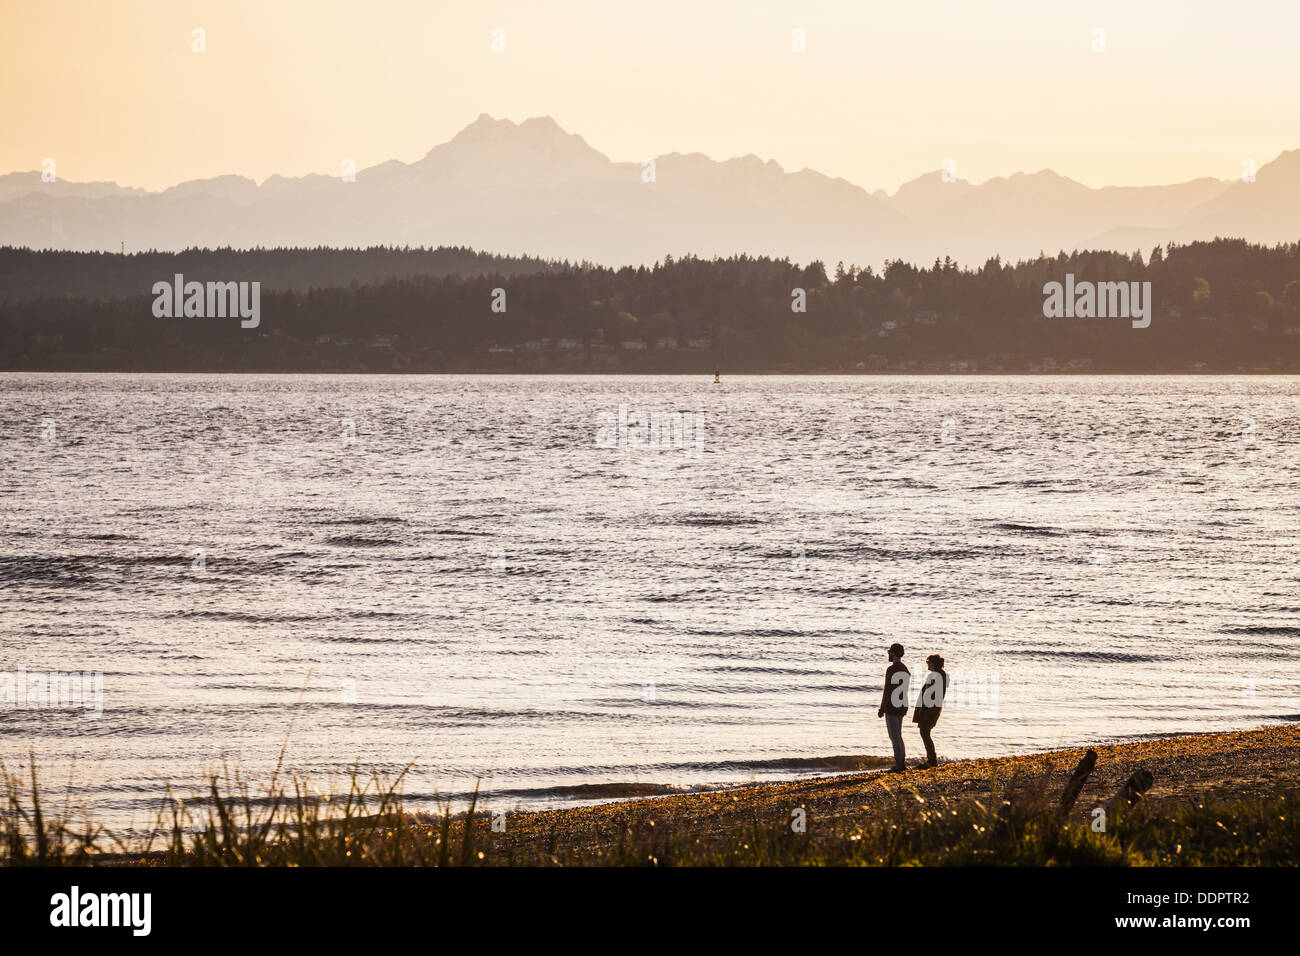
<box><xmin>2</xmin><ymin>373</ymin><xmax>1298</xmax><ymax>832</ymax></box>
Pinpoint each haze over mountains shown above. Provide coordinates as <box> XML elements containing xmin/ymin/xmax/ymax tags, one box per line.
<box><xmin>2</xmin><ymin>115</ymin><xmax>1297</xmax><ymax>268</ymax></box>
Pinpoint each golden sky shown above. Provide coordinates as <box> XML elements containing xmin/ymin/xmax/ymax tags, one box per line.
<box><xmin>2</xmin><ymin>0</ymin><xmax>1296</xmax><ymax>193</ymax></box>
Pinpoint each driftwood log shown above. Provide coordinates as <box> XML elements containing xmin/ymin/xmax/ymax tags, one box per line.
<box><xmin>1105</xmin><ymin>769</ymin><xmax>1155</xmax><ymax>813</ymax></box>
<box><xmin>1049</xmin><ymin>752</ymin><xmax>1156</xmax><ymax>857</ymax></box>
<box><xmin>1058</xmin><ymin>749</ymin><xmax>1098</xmax><ymax>816</ymax></box>
<box><xmin>1044</xmin><ymin>749</ymin><xmax>1099</xmax><ymax>855</ymax></box>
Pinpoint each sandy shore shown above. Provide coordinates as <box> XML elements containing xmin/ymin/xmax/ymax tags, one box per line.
<box><xmin>470</xmin><ymin>724</ymin><xmax>1300</xmax><ymax>860</ymax></box>
<box><xmin>30</xmin><ymin>723</ymin><xmax>1291</xmax><ymax>866</ymax></box>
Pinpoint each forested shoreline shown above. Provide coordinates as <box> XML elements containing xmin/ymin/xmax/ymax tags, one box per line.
<box><xmin>3</xmin><ymin>239</ymin><xmax>1298</xmax><ymax>372</ymax></box>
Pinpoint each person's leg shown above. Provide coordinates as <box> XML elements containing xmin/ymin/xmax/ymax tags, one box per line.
<box><xmin>919</xmin><ymin>723</ymin><xmax>936</xmax><ymax>766</ymax></box>
<box><xmin>886</xmin><ymin>714</ymin><xmax>906</xmax><ymax>768</ymax></box>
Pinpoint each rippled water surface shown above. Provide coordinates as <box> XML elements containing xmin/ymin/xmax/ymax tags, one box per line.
<box><xmin>2</xmin><ymin>373</ymin><xmax>1298</xmax><ymax>830</ymax></box>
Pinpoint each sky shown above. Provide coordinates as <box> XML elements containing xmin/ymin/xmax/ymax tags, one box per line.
<box><xmin>2</xmin><ymin>0</ymin><xmax>1297</xmax><ymax>193</ymax></box>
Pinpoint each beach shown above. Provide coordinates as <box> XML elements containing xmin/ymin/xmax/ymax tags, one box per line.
<box><xmin>5</xmin><ymin>724</ymin><xmax>1296</xmax><ymax>867</ymax></box>
<box><xmin>459</xmin><ymin>724</ymin><xmax>1300</xmax><ymax>865</ymax></box>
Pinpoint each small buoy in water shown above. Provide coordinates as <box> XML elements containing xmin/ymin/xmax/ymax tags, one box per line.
<box><xmin>712</xmin><ymin>370</ymin><xmax>721</xmax><ymax>385</ymax></box>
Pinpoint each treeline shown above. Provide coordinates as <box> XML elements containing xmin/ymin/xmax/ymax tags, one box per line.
<box><xmin>3</xmin><ymin>239</ymin><xmax>1299</xmax><ymax>372</ymax></box>
<box><xmin>0</xmin><ymin>245</ymin><xmax>565</xmax><ymax>303</ymax></box>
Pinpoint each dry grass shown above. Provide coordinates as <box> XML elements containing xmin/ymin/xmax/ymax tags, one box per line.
<box><xmin>3</xmin><ymin>726</ymin><xmax>1297</xmax><ymax>866</ymax></box>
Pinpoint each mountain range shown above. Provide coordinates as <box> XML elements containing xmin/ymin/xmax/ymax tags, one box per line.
<box><xmin>3</xmin><ymin>114</ymin><xmax>1297</xmax><ymax>267</ymax></box>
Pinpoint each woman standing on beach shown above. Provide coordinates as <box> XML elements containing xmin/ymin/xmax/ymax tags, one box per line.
<box><xmin>913</xmin><ymin>654</ymin><xmax>948</xmax><ymax>768</ymax></box>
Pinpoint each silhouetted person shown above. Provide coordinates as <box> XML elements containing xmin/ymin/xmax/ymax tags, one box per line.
<box><xmin>877</xmin><ymin>643</ymin><xmax>910</xmax><ymax>771</ymax></box>
<box><xmin>913</xmin><ymin>654</ymin><xmax>948</xmax><ymax>768</ymax></box>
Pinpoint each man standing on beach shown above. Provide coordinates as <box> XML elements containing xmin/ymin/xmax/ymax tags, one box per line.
<box><xmin>877</xmin><ymin>643</ymin><xmax>910</xmax><ymax>772</ymax></box>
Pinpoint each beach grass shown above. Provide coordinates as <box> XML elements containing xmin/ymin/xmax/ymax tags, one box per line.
<box><xmin>3</xmin><ymin>725</ymin><xmax>1297</xmax><ymax>866</ymax></box>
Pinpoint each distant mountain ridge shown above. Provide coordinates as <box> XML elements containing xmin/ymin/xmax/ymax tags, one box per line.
<box><xmin>2</xmin><ymin>114</ymin><xmax>1296</xmax><ymax>266</ymax></box>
